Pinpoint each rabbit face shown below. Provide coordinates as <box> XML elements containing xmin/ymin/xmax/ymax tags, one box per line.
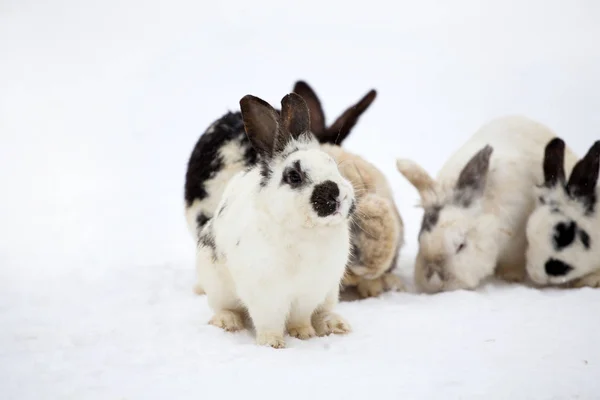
<box><xmin>239</xmin><ymin>92</ymin><xmax>355</xmax><ymax>229</ymax></box>
<box><xmin>397</xmin><ymin>145</ymin><xmax>500</xmax><ymax>293</ymax></box>
<box><xmin>414</xmin><ymin>204</ymin><xmax>499</xmax><ymax>292</ymax></box>
<box><xmin>260</xmin><ymin>140</ymin><xmax>356</xmax><ymax>228</ymax></box>
<box><xmin>526</xmin><ymin>138</ymin><xmax>600</xmax><ymax>286</ymax></box>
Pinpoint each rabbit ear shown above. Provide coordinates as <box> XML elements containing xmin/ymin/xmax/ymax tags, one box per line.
<box><xmin>454</xmin><ymin>145</ymin><xmax>493</xmax><ymax>206</ymax></box>
<box><xmin>239</xmin><ymin>95</ymin><xmax>282</xmax><ymax>159</ymax></box>
<box><xmin>292</xmin><ymin>81</ymin><xmax>326</xmax><ymax>135</ymax></box>
<box><xmin>322</xmin><ymin>89</ymin><xmax>377</xmax><ymax>145</ymax></box>
<box><xmin>543</xmin><ymin>138</ymin><xmax>566</xmax><ymax>187</ymax></box>
<box><xmin>280</xmin><ymin>92</ymin><xmax>310</xmax><ymax>140</ymax></box>
<box><xmin>396</xmin><ymin>159</ymin><xmax>437</xmax><ymax>205</ymax></box>
<box><xmin>566</xmin><ymin>140</ymin><xmax>600</xmax><ymax>212</ymax></box>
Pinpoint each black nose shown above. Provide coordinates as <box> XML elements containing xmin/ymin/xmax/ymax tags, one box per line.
<box><xmin>311</xmin><ymin>180</ymin><xmax>340</xmax><ymax>217</ymax></box>
<box><xmin>545</xmin><ymin>258</ymin><xmax>573</xmax><ymax>277</ymax></box>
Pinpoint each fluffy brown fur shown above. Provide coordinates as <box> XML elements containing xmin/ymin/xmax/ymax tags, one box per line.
<box><xmin>321</xmin><ymin>144</ymin><xmax>405</xmax><ymax>298</ymax></box>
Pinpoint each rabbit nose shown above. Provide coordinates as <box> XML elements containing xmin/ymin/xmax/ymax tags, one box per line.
<box><xmin>327</xmin><ymin>194</ymin><xmax>340</xmax><ymax>209</ymax></box>
<box><xmin>311</xmin><ymin>180</ymin><xmax>341</xmax><ymax>217</ymax></box>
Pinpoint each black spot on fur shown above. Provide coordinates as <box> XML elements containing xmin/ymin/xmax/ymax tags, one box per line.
<box><xmin>545</xmin><ymin>258</ymin><xmax>573</xmax><ymax>277</ymax></box>
<box><xmin>217</xmin><ymin>202</ymin><xmax>227</xmax><ymax>217</ymax></box>
<box><xmin>420</xmin><ymin>205</ymin><xmax>442</xmax><ymax>235</ymax></box>
<box><xmin>196</xmin><ymin>213</ymin><xmax>209</xmax><ymax>228</ymax></box>
<box><xmin>185</xmin><ymin>112</ymin><xmax>256</xmax><ymax>206</ymax></box>
<box><xmin>553</xmin><ymin>221</ymin><xmax>576</xmax><ymax>251</ymax></box>
<box><xmin>282</xmin><ymin>160</ymin><xmax>308</xmax><ymax>189</ymax></box>
<box><xmin>199</xmin><ymin>233</ymin><xmax>217</xmax><ymax>262</ymax></box>
<box><xmin>349</xmin><ymin>200</ymin><xmax>356</xmax><ymax>216</ymax></box>
<box><xmin>579</xmin><ymin>229</ymin><xmax>591</xmax><ymax>250</ymax></box>
<box><xmin>259</xmin><ymin>160</ymin><xmax>272</xmax><ymax>187</ymax></box>
<box><xmin>198</xmin><ymin>222</ymin><xmax>218</xmax><ymax>262</ymax></box>
<box><xmin>236</xmin><ymin>239</ymin><xmax>240</xmax><ymax>246</ymax></box>
<box><xmin>311</xmin><ymin>180</ymin><xmax>340</xmax><ymax>217</ymax></box>
<box><xmin>550</xmin><ymin>207</ymin><xmax>561</xmax><ymax>214</ymax></box>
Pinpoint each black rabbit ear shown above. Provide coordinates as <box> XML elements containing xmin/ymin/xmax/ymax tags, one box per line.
<box><xmin>454</xmin><ymin>145</ymin><xmax>493</xmax><ymax>207</ymax></box>
<box><xmin>567</xmin><ymin>140</ymin><xmax>600</xmax><ymax>213</ymax></box>
<box><xmin>280</xmin><ymin>92</ymin><xmax>310</xmax><ymax>140</ymax></box>
<box><xmin>321</xmin><ymin>89</ymin><xmax>377</xmax><ymax>145</ymax></box>
<box><xmin>239</xmin><ymin>95</ymin><xmax>281</xmax><ymax>159</ymax></box>
<box><xmin>543</xmin><ymin>138</ymin><xmax>566</xmax><ymax>187</ymax></box>
<box><xmin>293</xmin><ymin>81</ymin><xmax>326</xmax><ymax>135</ymax></box>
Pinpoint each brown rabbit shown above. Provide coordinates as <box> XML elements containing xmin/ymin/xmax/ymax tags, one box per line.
<box><xmin>292</xmin><ymin>82</ymin><xmax>405</xmax><ymax>298</ymax></box>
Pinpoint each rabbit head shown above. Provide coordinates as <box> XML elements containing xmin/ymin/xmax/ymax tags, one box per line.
<box><xmin>239</xmin><ymin>93</ymin><xmax>356</xmax><ymax>228</ymax></box>
<box><xmin>292</xmin><ymin>80</ymin><xmax>376</xmax><ymax>145</ymax></box>
<box><xmin>397</xmin><ymin>146</ymin><xmax>500</xmax><ymax>293</ymax></box>
<box><xmin>526</xmin><ymin>138</ymin><xmax>600</xmax><ymax>286</ymax></box>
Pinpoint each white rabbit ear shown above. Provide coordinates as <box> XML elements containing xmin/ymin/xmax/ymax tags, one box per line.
<box><xmin>240</xmin><ymin>94</ymin><xmax>282</xmax><ymax>159</ymax></box>
<box><xmin>396</xmin><ymin>158</ymin><xmax>437</xmax><ymax>205</ymax></box>
<box><xmin>280</xmin><ymin>92</ymin><xmax>310</xmax><ymax>140</ymax></box>
<box><xmin>453</xmin><ymin>145</ymin><xmax>493</xmax><ymax>207</ymax></box>
<box><xmin>543</xmin><ymin>137</ymin><xmax>566</xmax><ymax>188</ymax></box>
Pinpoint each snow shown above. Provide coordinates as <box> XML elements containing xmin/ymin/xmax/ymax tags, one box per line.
<box><xmin>1</xmin><ymin>0</ymin><xmax>600</xmax><ymax>398</ymax></box>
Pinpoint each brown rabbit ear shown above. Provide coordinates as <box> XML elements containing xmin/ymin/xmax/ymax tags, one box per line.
<box><xmin>566</xmin><ymin>140</ymin><xmax>600</xmax><ymax>213</ymax></box>
<box><xmin>280</xmin><ymin>93</ymin><xmax>310</xmax><ymax>141</ymax></box>
<box><xmin>239</xmin><ymin>95</ymin><xmax>282</xmax><ymax>159</ymax></box>
<box><xmin>323</xmin><ymin>89</ymin><xmax>377</xmax><ymax>145</ymax></box>
<box><xmin>293</xmin><ymin>81</ymin><xmax>326</xmax><ymax>135</ymax></box>
<box><xmin>454</xmin><ymin>145</ymin><xmax>493</xmax><ymax>206</ymax></box>
<box><xmin>543</xmin><ymin>137</ymin><xmax>566</xmax><ymax>187</ymax></box>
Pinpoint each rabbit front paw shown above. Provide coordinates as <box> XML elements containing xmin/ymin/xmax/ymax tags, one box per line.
<box><xmin>313</xmin><ymin>312</ymin><xmax>351</xmax><ymax>336</ymax></box>
<box><xmin>570</xmin><ymin>272</ymin><xmax>600</xmax><ymax>288</ymax></box>
<box><xmin>256</xmin><ymin>332</ymin><xmax>286</xmax><ymax>349</ymax></box>
<box><xmin>287</xmin><ymin>323</ymin><xmax>317</xmax><ymax>340</ymax></box>
<box><xmin>209</xmin><ymin>310</ymin><xmax>244</xmax><ymax>332</ymax></box>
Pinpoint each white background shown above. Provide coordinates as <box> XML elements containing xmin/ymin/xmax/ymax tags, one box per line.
<box><xmin>1</xmin><ymin>0</ymin><xmax>599</xmax><ymax>399</ymax></box>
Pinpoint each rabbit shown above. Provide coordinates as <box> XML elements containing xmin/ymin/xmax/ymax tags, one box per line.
<box><xmin>196</xmin><ymin>92</ymin><xmax>355</xmax><ymax>348</ymax></box>
<box><xmin>525</xmin><ymin>137</ymin><xmax>600</xmax><ymax>288</ymax></box>
<box><xmin>184</xmin><ymin>80</ymin><xmax>387</xmax><ymax>296</ymax></box>
<box><xmin>396</xmin><ymin>115</ymin><xmax>560</xmax><ymax>293</ymax></box>
<box><xmin>291</xmin><ymin>83</ymin><xmax>405</xmax><ymax>298</ymax></box>
<box><xmin>319</xmin><ymin>143</ymin><xmax>405</xmax><ymax>298</ymax></box>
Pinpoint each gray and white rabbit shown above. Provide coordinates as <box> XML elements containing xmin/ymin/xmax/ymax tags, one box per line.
<box><xmin>196</xmin><ymin>92</ymin><xmax>355</xmax><ymax>348</ymax></box>
<box><xmin>396</xmin><ymin>116</ymin><xmax>561</xmax><ymax>293</ymax></box>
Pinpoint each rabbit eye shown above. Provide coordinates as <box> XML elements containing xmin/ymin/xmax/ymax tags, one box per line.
<box><xmin>287</xmin><ymin>170</ymin><xmax>302</xmax><ymax>184</ymax></box>
<box><xmin>282</xmin><ymin>162</ymin><xmax>306</xmax><ymax>188</ymax></box>
<box><xmin>456</xmin><ymin>243</ymin><xmax>466</xmax><ymax>253</ymax></box>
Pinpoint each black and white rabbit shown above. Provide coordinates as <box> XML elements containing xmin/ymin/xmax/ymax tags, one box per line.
<box><xmin>196</xmin><ymin>93</ymin><xmax>355</xmax><ymax>348</ymax></box>
<box><xmin>526</xmin><ymin>138</ymin><xmax>600</xmax><ymax>288</ymax></box>
<box><xmin>184</xmin><ymin>81</ymin><xmax>375</xmax><ymax>277</ymax></box>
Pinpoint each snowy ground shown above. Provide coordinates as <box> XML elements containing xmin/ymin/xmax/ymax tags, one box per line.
<box><xmin>2</xmin><ymin>0</ymin><xmax>600</xmax><ymax>399</ymax></box>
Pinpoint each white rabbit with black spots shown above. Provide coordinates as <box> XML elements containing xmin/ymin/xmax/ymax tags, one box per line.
<box><xmin>196</xmin><ymin>92</ymin><xmax>355</xmax><ymax>348</ymax></box>
<box><xmin>526</xmin><ymin>138</ymin><xmax>600</xmax><ymax>288</ymax></box>
<box><xmin>184</xmin><ymin>81</ymin><xmax>376</xmax><ymax>296</ymax></box>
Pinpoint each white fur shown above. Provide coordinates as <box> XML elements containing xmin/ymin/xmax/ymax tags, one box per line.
<box><xmin>197</xmin><ymin>136</ymin><xmax>354</xmax><ymax>348</ymax></box>
<box><xmin>525</xmin><ymin>150</ymin><xmax>600</xmax><ymax>287</ymax></box>
<box><xmin>398</xmin><ymin>115</ymin><xmax>560</xmax><ymax>292</ymax></box>
<box><xmin>185</xmin><ymin>139</ymin><xmax>250</xmax><ymax>239</ymax></box>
